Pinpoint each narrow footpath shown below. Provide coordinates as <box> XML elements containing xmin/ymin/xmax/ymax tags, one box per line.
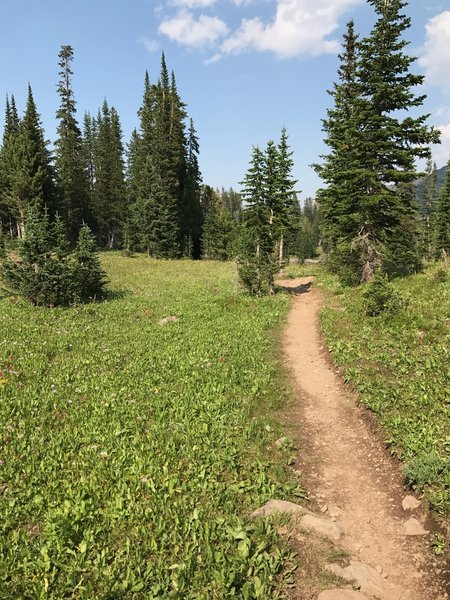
<box><xmin>278</xmin><ymin>277</ymin><xmax>448</xmax><ymax>600</ymax></box>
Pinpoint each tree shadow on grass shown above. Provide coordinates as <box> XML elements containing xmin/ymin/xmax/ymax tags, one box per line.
<box><xmin>103</xmin><ymin>288</ymin><xmax>130</xmax><ymax>302</ymax></box>
<box><xmin>275</xmin><ymin>280</ymin><xmax>313</xmax><ymax>296</ymax></box>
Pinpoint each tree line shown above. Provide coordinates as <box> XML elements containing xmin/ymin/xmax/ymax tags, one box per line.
<box><xmin>0</xmin><ymin>46</ymin><xmax>253</xmax><ymax>261</ymax></box>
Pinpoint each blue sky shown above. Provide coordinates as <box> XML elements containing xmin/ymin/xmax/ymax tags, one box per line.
<box><xmin>0</xmin><ymin>0</ymin><xmax>449</xmax><ymax>199</ymax></box>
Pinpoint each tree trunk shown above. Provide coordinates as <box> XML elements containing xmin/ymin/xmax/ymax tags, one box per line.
<box><xmin>279</xmin><ymin>234</ymin><xmax>284</xmax><ymax>268</ymax></box>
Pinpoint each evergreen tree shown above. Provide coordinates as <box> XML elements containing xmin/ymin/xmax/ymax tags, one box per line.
<box><xmin>72</xmin><ymin>224</ymin><xmax>108</xmax><ymax>300</ymax></box>
<box><xmin>0</xmin><ymin>206</ymin><xmax>106</xmax><ymax>306</ymax></box>
<box><xmin>421</xmin><ymin>158</ymin><xmax>438</xmax><ymax>260</ymax></box>
<box><xmin>317</xmin><ymin>4</ymin><xmax>439</xmax><ymax>282</ymax></box>
<box><xmin>0</xmin><ymin>95</ymin><xmax>21</xmax><ymax>235</ymax></box>
<box><xmin>201</xmin><ymin>186</ymin><xmax>241</xmax><ymax>260</ymax></box>
<box><xmin>0</xmin><ymin>86</ymin><xmax>55</xmax><ymax>238</ymax></box>
<box><xmin>92</xmin><ymin>101</ymin><xmax>126</xmax><ymax>248</ymax></box>
<box><xmin>82</xmin><ymin>111</ymin><xmax>97</xmax><ymax>199</ymax></box>
<box><xmin>356</xmin><ymin>0</ymin><xmax>437</xmax><ymax>279</ymax></box>
<box><xmin>221</xmin><ymin>187</ymin><xmax>242</xmax><ymax>224</ymax></box>
<box><xmin>128</xmin><ymin>56</ymin><xmax>195</xmax><ymax>258</ymax></box>
<box><xmin>315</xmin><ymin>20</ymin><xmax>367</xmax><ymax>282</ymax></box>
<box><xmin>239</xmin><ymin>146</ymin><xmax>276</xmax><ymax>295</ymax></box>
<box><xmin>124</xmin><ymin>128</ymin><xmax>144</xmax><ymax>250</ymax></box>
<box><xmin>275</xmin><ymin>128</ymin><xmax>299</xmax><ymax>265</ymax></box>
<box><xmin>54</xmin><ymin>45</ymin><xmax>90</xmax><ymax>242</ymax></box>
<box><xmin>181</xmin><ymin>118</ymin><xmax>202</xmax><ymax>258</ymax></box>
<box><xmin>292</xmin><ymin>198</ymin><xmax>321</xmax><ymax>262</ymax></box>
<box><xmin>436</xmin><ymin>157</ymin><xmax>450</xmax><ymax>258</ymax></box>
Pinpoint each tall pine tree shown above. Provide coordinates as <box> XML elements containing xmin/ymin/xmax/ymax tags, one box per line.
<box><xmin>181</xmin><ymin>118</ymin><xmax>202</xmax><ymax>258</ymax></box>
<box><xmin>317</xmin><ymin>3</ymin><xmax>439</xmax><ymax>282</ymax></box>
<box><xmin>315</xmin><ymin>20</ymin><xmax>369</xmax><ymax>281</ymax></box>
<box><xmin>92</xmin><ymin>101</ymin><xmax>126</xmax><ymax>248</ymax></box>
<box><xmin>436</xmin><ymin>157</ymin><xmax>450</xmax><ymax>259</ymax></box>
<box><xmin>421</xmin><ymin>158</ymin><xmax>438</xmax><ymax>260</ymax></box>
<box><xmin>127</xmin><ymin>55</ymin><xmax>200</xmax><ymax>258</ymax></box>
<box><xmin>0</xmin><ymin>87</ymin><xmax>55</xmax><ymax>237</ymax></box>
<box><xmin>54</xmin><ymin>45</ymin><xmax>90</xmax><ymax>242</ymax></box>
<box><xmin>0</xmin><ymin>95</ymin><xmax>21</xmax><ymax>235</ymax></box>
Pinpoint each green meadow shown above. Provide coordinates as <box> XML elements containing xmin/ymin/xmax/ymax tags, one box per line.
<box><xmin>0</xmin><ymin>254</ymin><xmax>302</xmax><ymax>599</ymax></box>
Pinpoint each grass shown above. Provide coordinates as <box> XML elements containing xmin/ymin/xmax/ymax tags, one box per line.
<box><xmin>0</xmin><ymin>254</ymin><xmax>305</xmax><ymax>599</ymax></box>
<box><xmin>318</xmin><ymin>264</ymin><xmax>450</xmax><ymax>515</ymax></box>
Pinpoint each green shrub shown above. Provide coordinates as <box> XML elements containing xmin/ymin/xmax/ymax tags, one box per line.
<box><xmin>404</xmin><ymin>452</ymin><xmax>450</xmax><ymax>491</ymax></box>
<box><xmin>361</xmin><ymin>273</ymin><xmax>404</xmax><ymax>316</ymax></box>
<box><xmin>238</xmin><ymin>254</ymin><xmax>277</xmax><ymax>296</ymax></box>
<box><xmin>0</xmin><ymin>209</ymin><xmax>107</xmax><ymax>306</ymax></box>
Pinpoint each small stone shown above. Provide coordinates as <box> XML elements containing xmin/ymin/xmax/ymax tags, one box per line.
<box><xmin>329</xmin><ymin>506</ymin><xmax>343</xmax><ymax>518</ymax></box>
<box><xmin>402</xmin><ymin>495</ymin><xmax>421</xmax><ymax>511</ymax></box>
<box><xmin>320</xmin><ymin>504</ymin><xmax>329</xmax><ymax>513</ymax></box>
<box><xmin>300</xmin><ymin>514</ymin><xmax>346</xmax><ymax>542</ymax></box>
<box><xmin>251</xmin><ymin>499</ymin><xmax>313</xmax><ymax>519</ymax></box>
<box><xmin>375</xmin><ymin>565</ymin><xmax>383</xmax><ymax>575</ymax></box>
<box><xmin>404</xmin><ymin>518</ymin><xmax>429</xmax><ymax>536</ymax></box>
<box><xmin>325</xmin><ymin>563</ymin><xmax>350</xmax><ymax>580</ymax></box>
<box><xmin>158</xmin><ymin>316</ymin><xmax>179</xmax><ymax>325</ymax></box>
<box><xmin>345</xmin><ymin>561</ymin><xmax>403</xmax><ymax>599</ymax></box>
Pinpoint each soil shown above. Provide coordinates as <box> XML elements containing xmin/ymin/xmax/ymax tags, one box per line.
<box><xmin>277</xmin><ymin>277</ymin><xmax>449</xmax><ymax>600</ymax></box>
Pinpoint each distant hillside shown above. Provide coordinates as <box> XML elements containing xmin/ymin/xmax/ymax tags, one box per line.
<box><xmin>416</xmin><ymin>164</ymin><xmax>448</xmax><ymax>206</ymax></box>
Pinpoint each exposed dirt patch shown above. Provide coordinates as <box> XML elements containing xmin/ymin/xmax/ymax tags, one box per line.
<box><xmin>277</xmin><ymin>277</ymin><xmax>449</xmax><ymax>600</ymax></box>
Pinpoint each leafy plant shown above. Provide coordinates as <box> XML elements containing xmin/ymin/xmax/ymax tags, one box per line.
<box><xmin>431</xmin><ymin>534</ymin><xmax>447</xmax><ymax>556</ymax></box>
<box><xmin>0</xmin><ymin>255</ymin><xmax>303</xmax><ymax>597</ymax></box>
<box><xmin>404</xmin><ymin>453</ymin><xmax>449</xmax><ymax>491</ymax></box>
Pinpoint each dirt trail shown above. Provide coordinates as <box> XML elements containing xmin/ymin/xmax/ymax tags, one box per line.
<box><xmin>278</xmin><ymin>277</ymin><xmax>448</xmax><ymax>600</ymax></box>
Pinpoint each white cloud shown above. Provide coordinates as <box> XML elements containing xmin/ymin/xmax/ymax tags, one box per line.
<box><xmin>139</xmin><ymin>36</ymin><xmax>160</xmax><ymax>53</ymax></box>
<box><xmin>171</xmin><ymin>0</ymin><xmax>217</xmax><ymax>7</ymax></box>
<box><xmin>420</xmin><ymin>11</ymin><xmax>450</xmax><ymax>92</ymax></box>
<box><xmin>432</xmin><ymin>122</ymin><xmax>450</xmax><ymax>166</ymax></box>
<box><xmin>159</xmin><ymin>10</ymin><xmax>229</xmax><ymax>47</ymax></box>
<box><xmin>220</xmin><ymin>0</ymin><xmax>361</xmax><ymax>59</ymax></box>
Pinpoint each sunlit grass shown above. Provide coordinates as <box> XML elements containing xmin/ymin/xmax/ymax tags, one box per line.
<box><xmin>0</xmin><ymin>253</ymin><xmax>303</xmax><ymax>598</ymax></box>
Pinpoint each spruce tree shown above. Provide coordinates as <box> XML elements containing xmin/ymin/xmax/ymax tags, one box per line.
<box><xmin>436</xmin><ymin>157</ymin><xmax>450</xmax><ymax>259</ymax></box>
<box><xmin>275</xmin><ymin>128</ymin><xmax>299</xmax><ymax>265</ymax></box>
<box><xmin>315</xmin><ymin>20</ymin><xmax>367</xmax><ymax>282</ymax></box>
<box><xmin>0</xmin><ymin>207</ymin><xmax>106</xmax><ymax>306</ymax></box>
<box><xmin>1</xmin><ymin>86</ymin><xmax>55</xmax><ymax>238</ymax></box>
<box><xmin>421</xmin><ymin>158</ymin><xmax>438</xmax><ymax>260</ymax></box>
<box><xmin>54</xmin><ymin>45</ymin><xmax>90</xmax><ymax>242</ymax></box>
<box><xmin>91</xmin><ymin>101</ymin><xmax>126</xmax><ymax>248</ymax></box>
<box><xmin>356</xmin><ymin>0</ymin><xmax>438</xmax><ymax>279</ymax></box>
<box><xmin>239</xmin><ymin>146</ymin><xmax>276</xmax><ymax>295</ymax></box>
<box><xmin>201</xmin><ymin>186</ymin><xmax>240</xmax><ymax>260</ymax></box>
<box><xmin>128</xmin><ymin>56</ymin><xmax>194</xmax><ymax>258</ymax></box>
<box><xmin>317</xmin><ymin>4</ymin><xmax>439</xmax><ymax>282</ymax></box>
<box><xmin>0</xmin><ymin>95</ymin><xmax>21</xmax><ymax>235</ymax></box>
<box><xmin>181</xmin><ymin>118</ymin><xmax>202</xmax><ymax>258</ymax></box>
<box><xmin>125</xmin><ymin>128</ymin><xmax>144</xmax><ymax>250</ymax></box>
<box><xmin>82</xmin><ymin>111</ymin><xmax>97</xmax><ymax>200</ymax></box>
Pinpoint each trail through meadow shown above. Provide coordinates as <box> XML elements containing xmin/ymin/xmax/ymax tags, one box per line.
<box><xmin>278</xmin><ymin>277</ymin><xmax>448</xmax><ymax>600</ymax></box>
